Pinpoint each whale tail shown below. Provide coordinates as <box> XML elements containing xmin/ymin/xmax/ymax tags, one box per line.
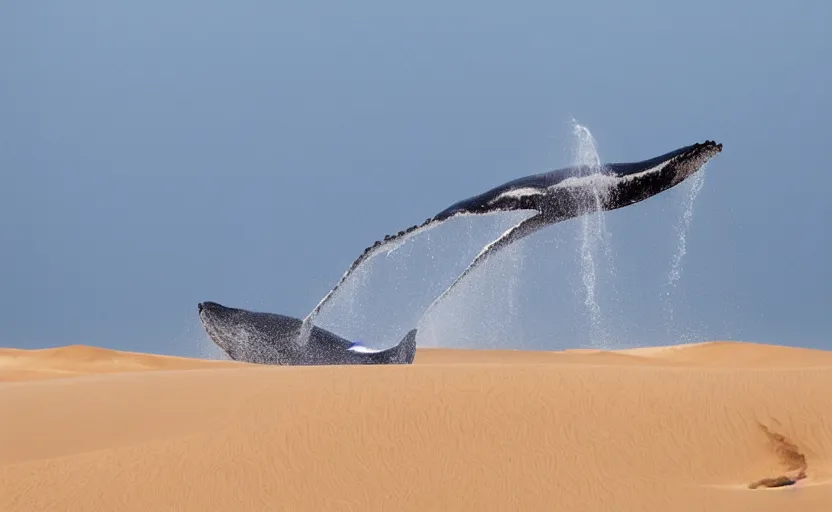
<box><xmin>398</xmin><ymin>329</ymin><xmax>418</xmax><ymax>364</ymax></box>
<box><xmin>376</xmin><ymin>329</ymin><xmax>417</xmax><ymax>364</ymax></box>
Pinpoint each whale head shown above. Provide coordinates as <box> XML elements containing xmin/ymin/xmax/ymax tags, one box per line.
<box><xmin>197</xmin><ymin>301</ymin><xmax>300</xmax><ymax>364</ymax></box>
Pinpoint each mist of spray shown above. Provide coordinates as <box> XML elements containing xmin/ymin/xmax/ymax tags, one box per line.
<box><xmin>417</xmin><ymin>212</ymin><xmax>532</xmax><ymax>349</ymax></box>
<box><xmin>185</xmin><ymin>316</ymin><xmax>230</xmax><ymax>360</ymax></box>
<box><xmin>570</xmin><ymin>120</ymin><xmax>615</xmax><ymax>348</ymax></box>
<box><xmin>668</xmin><ymin>165</ymin><xmax>707</xmax><ymax>287</ymax></box>
<box><xmin>293</xmin><ymin>120</ymin><xmax>707</xmax><ymax>353</ymax></box>
<box><xmin>663</xmin><ymin>164</ymin><xmax>708</xmax><ymax>340</ymax></box>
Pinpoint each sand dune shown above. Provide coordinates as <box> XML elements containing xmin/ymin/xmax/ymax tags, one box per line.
<box><xmin>0</xmin><ymin>345</ymin><xmax>239</xmax><ymax>382</ymax></box>
<box><xmin>2</xmin><ymin>342</ymin><xmax>831</xmax><ymax>511</ymax></box>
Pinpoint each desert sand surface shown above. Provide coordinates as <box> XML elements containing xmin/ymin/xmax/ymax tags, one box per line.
<box><xmin>2</xmin><ymin>341</ymin><xmax>831</xmax><ymax>511</ymax></box>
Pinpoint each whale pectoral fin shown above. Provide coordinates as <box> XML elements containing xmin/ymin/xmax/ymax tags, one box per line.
<box><xmin>301</xmin><ymin>217</ymin><xmax>447</xmax><ymax>329</ymax></box>
<box><xmin>423</xmin><ymin>212</ymin><xmax>548</xmax><ymax>315</ymax></box>
<box><xmin>301</xmin><ymin>205</ymin><xmax>541</xmax><ymax>331</ymax></box>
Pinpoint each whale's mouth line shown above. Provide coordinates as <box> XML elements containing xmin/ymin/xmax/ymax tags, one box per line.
<box><xmin>197</xmin><ymin>308</ymin><xmax>231</xmax><ymax>352</ymax></box>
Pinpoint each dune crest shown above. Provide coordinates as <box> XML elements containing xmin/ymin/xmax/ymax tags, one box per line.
<box><xmin>2</xmin><ymin>341</ymin><xmax>831</xmax><ymax>511</ymax></box>
<box><xmin>620</xmin><ymin>340</ymin><xmax>832</xmax><ymax>367</ymax></box>
<box><xmin>0</xmin><ymin>344</ymin><xmax>239</xmax><ymax>382</ymax></box>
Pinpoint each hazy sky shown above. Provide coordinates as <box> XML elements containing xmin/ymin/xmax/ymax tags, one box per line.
<box><xmin>2</xmin><ymin>1</ymin><xmax>830</xmax><ymax>356</ymax></box>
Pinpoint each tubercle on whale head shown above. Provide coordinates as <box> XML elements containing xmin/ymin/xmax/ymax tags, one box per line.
<box><xmin>687</xmin><ymin>140</ymin><xmax>723</xmax><ymax>160</ymax></box>
<box><xmin>657</xmin><ymin>140</ymin><xmax>723</xmax><ymax>190</ymax></box>
<box><xmin>198</xmin><ymin>301</ymin><xmax>227</xmax><ymax>315</ymax></box>
<box><xmin>696</xmin><ymin>140</ymin><xmax>722</xmax><ymax>153</ymax></box>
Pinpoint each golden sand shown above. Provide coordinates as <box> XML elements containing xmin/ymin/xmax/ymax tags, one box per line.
<box><xmin>2</xmin><ymin>341</ymin><xmax>831</xmax><ymax>511</ymax></box>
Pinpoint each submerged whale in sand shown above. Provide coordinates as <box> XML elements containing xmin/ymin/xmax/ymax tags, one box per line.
<box><xmin>301</xmin><ymin>140</ymin><xmax>723</xmax><ymax>333</ymax></box>
<box><xmin>200</xmin><ymin>139</ymin><xmax>722</xmax><ymax>364</ymax></box>
<box><xmin>198</xmin><ymin>301</ymin><xmax>417</xmax><ymax>365</ymax></box>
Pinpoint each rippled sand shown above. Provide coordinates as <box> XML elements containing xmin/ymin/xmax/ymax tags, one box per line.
<box><xmin>2</xmin><ymin>341</ymin><xmax>831</xmax><ymax>511</ymax></box>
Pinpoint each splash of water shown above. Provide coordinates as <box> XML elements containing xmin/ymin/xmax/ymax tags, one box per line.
<box><xmin>668</xmin><ymin>165</ymin><xmax>707</xmax><ymax>287</ymax></box>
<box><xmin>416</xmin><ymin>212</ymin><xmax>531</xmax><ymax>349</ymax></box>
<box><xmin>663</xmin><ymin>164</ymin><xmax>708</xmax><ymax>336</ymax></box>
<box><xmin>570</xmin><ymin>121</ymin><xmax>614</xmax><ymax>348</ymax></box>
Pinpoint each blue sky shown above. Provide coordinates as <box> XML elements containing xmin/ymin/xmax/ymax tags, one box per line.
<box><xmin>2</xmin><ymin>1</ymin><xmax>830</xmax><ymax>355</ymax></box>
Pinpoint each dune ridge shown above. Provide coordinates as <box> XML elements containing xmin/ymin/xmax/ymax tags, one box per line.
<box><xmin>2</xmin><ymin>341</ymin><xmax>831</xmax><ymax>511</ymax></box>
<box><xmin>0</xmin><ymin>344</ymin><xmax>239</xmax><ymax>382</ymax></box>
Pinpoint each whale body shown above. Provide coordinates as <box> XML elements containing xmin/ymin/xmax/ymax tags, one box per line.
<box><xmin>198</xmin><ymin>301</ymin><xmax>417</xmax><ymax>365</ymax></box>
<box><xmin>302</xmin><ymin>140</ymin><xmax>723</xmax><ymax>329</ymax></box>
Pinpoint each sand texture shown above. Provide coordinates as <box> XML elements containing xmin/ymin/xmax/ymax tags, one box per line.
<box><xmin>2</xmin><ymin>341</ymin><xmax>831</xmax><ymax>511</ymax></box>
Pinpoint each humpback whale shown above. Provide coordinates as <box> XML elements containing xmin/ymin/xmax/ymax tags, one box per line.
<box><xmin>198</xmin><ymin>301</ymin><xmax>417</xmax><ymax>365</ymax></box>
<box><xmin>301</xmin><ymin>140</ymin><xmax>723</xmax><ymax>336</ymax></box>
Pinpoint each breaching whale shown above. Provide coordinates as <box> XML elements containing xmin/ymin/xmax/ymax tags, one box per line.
<box><xmin>300</xmin><ymin>140</ymin><xmax>723</xmax><ymax>335</ymax></box>
<box><xmin>198</xmin><ymin>301</ymin><xmax>417</xmax><ymax>365</ymax></box>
